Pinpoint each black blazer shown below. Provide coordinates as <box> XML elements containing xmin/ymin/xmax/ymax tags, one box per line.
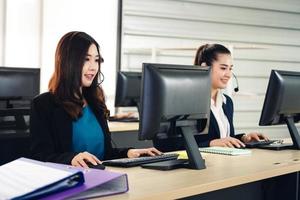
<box><xmin>196</xmin><ymin>94</ymin><xmax>244</xmax><ymax>147</ymax></box>
<box><xmin>30</xmin><ymin>92</ymin><xmax>130</xmax><ymax>164</ymax></box>
<box><xmin>153</xmin><ymin>94</ymin><xmax>244</xmax><ymax>151</ymax></box>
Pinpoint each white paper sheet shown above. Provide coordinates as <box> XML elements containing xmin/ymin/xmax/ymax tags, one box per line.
<box><xmin>0</xmin><ymin>159</ymin><xmax>73</xmax><ymax>199</ymax></box>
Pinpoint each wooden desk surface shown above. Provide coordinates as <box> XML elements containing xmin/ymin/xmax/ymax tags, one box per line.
<box><xmin>108</xmin><ymin>122</ymin><xmax>139</xmax><ymax>133</ymax></box>
<box><xmin>100</xmin><ymin>149</ymin><xmax>300</xmax><ymax>200</ymax></box>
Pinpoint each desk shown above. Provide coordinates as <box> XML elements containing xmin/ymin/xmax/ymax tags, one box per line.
<box><xmin>108</xmin><ymin>122</ymin><xmax>139</xmax><ymax>132</ymax></box>
<box><xmin>100</xmin><ymin>149</ymin><xmax>300</xmax><ymax>200</ymax></box>
<box><xmin>108</xmin><ymin>122</ymin><xmax>152</xmax><ymax>148</ymax></box>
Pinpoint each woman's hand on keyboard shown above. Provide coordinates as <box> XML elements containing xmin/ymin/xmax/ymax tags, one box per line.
<box><xmin>210</xmin><ymin>137</ymin><xmax>245</xmax><ymax>148</ymax></box>
<box><xmin>241</xmin><ymin>132</ymin><xmax>269</xmax><ymax>143</ymax></box>
<box><xmin>127</xmin><ymin>147</ymin><xmax>162</xmax><ymax>158</ymax></box>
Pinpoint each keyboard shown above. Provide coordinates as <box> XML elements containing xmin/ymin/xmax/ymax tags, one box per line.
<box><xmin>108</xmin><ymin>117</ymin><xmax>139</xmax><ymax>122</ymax></box>
<box><xmin>245</xmin><ymin>140</ymin><xmax>280</xmax><ymax>148</ymax></box>
<box><xmin>102</xmin><ymin>153</ymin><xmax>179</xmax><ymax>167</ymax></box>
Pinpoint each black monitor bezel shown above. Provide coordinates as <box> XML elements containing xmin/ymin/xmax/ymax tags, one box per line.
<box><xmin>0</xmin><ymin>66</ymin><xmax>40</xmax><ymax>130</ymax></box>
<box><xmin>114</xmin><ymin>71</ymin><xmax>141</xmax><ymax>108</ymax></box>
<box><xmin>259</xmin><ymin>69</ymin><xmax>300</xmax><ymax>149</ymax></box>
<box><xmin>0</xmin><ymin>66</ymin><xmax>40</xmax><ymax>101</ymax></box>
<box><xmin>139</xmin><ymin>63</ymin><xmax>211</xmax><ymax>141</ymax></box>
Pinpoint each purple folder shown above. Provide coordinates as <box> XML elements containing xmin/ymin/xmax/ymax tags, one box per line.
<box><xmin>42</xmin><ymin>163</ymin><xmax>129</xmax><ymax>200</ymax></box>
<box><xmin>0</xmin><ymin>158</ymin><xmax>85</xmax><ymax>200</ymax></box>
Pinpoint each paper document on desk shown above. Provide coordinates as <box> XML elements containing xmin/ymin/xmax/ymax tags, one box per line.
<box><xmin>0</xmin><ymin>158</ymin><xmax>84</xmax><ymax>200</ymax></box>
<box><xmin>175</xmin><ymin>147</ymin><xmax>251</xmax><ymax>158</ymax></box>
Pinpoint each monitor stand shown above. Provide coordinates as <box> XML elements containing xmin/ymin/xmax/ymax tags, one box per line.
<box><xmin>141</xmin><ymin>159</ymin><xmax>189</xmax><ymax>170</ymax></box>
<box><xmin>259</xmin><ymin>116</ymin><xmax>300</xmax><ymax>150</ymax></box>
<box><xmin>258</xmin><ymin>143</ymin><xmax>294</xmax><ymax>150</ymax></box>
<box><xmin>141</xmin><ymin>126</ymin><xmax>206</xmax><ymax>170</ymax></box>
<box><xmin>286</xmin><ymin>116</ymin><xmax>300</xmax><ymax>149</ymax></box>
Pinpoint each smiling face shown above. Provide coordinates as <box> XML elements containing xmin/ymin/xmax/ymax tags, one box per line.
<box><xmin>81</xmin><ymin>44</ymin><xmax>100</xmax><ymax>87</ymax></box>
<box><xmin>211</xmin><ymin>53</ymin><xmax>233</xmax><ymax>90</ymax></box>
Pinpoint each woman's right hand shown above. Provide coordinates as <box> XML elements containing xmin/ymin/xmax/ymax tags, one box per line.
<box><xmin>209</xmin><ymin>137</ymin><xmax>245</xmax><ymax>148</ymax></box>
<box><xmin>71</xmin><ymin>151</ymin><xmax>101</xmax><ymax>168</ymax></box>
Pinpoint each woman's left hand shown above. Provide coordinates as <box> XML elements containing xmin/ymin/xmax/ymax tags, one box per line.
<box><xmin>127</xmin><ymin>147</ymin><xmax>162</xmax><ymax>158</ymax></box>
<box><xmin>241</xmin><ymin>132</ymin><xmax>269</xmax><ymax>143</ymax></box>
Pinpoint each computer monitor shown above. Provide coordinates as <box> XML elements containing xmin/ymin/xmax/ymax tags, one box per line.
<box><xmin>139</xmin><ymin>63</ymin><xmax>211</xmax><ymax>170</ymax></box>
<box><xmin>115</xmin><ymin>71</ymin><xmax>141</xmax><ymax>110</ymax></box>
<box><xmin>259</xmin><ymin>70</ymin><xmax>300</xmax><ymax>149</ymax></box>
<box><xmin>0</xmin><ymin>66</ymin><xmax>40</xmax><ymax>106</ymax></box>
<box><xmin>0</xmin><ymin>66</ymin><xmax>40</xmax><ymax>130</ymax></box>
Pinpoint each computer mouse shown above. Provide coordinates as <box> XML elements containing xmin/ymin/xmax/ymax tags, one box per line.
<box><xmin>87</xmin><ymin>163</ymin><xmax>106</xmax><ymax>170</ymax></box>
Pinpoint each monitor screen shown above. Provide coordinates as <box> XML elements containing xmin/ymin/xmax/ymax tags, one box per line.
<box><xmin>0</xmin><ymin>67</ymin><xmax>40</xmax><ymax>130</ymax></box>
<box><xmin>115</xmin><ymin>71</ymin><xmax>141</xmax><ymax>108</ymax></box>
<box><xmin>139</xmin><ymin>63</ymin><xmax>211</xmax><ymax>170</ymax></box>
<box><xmin>259</xmin><ymin>70</ymin><xmax>300</xmax><ymax>149</ymax></box>
<box><xmin>0</xmin><ymin>67</ymin><xmax>40</xmax><ymax>102</ymax></box>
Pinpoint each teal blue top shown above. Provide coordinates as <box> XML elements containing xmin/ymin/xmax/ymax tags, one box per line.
<box><xmin>72</xmin><ymin>105</ymin><xmax>105</xmax><ymax>160</ymax></box>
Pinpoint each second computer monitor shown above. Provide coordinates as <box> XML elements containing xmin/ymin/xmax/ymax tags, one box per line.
<box><xmin>115</xmin><ymin>71</ymin><xmax>141</xmax><ymax>109</ymax></box>
<box><xmin>259</xmin><ymin>70</ymin><xmax>300</xmax><ymax>149</ymax></box>
<box><xmin>0</xmin><ymin>67</ymin><xmax>40</xmax><ymax>102</ymax></box>
<box><xmin>0</xmin><ymin>66</ymin><xmax>40</xmax><ymax>130</ymax></box>
<box><xmin>139</xmin><ymin>63</ymin><xmax>211</xmax><ymax>169</ymax></box>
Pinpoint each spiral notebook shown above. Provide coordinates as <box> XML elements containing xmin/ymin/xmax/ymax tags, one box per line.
<box><xmin>175</xmin><ymin>147</ymin><xmax>251</xmax><ymax>159</ymax></box>
<box><xmin>199</xmin><ymin>147</ymin><xmax>251</xmax><ymax>156</ymax></box>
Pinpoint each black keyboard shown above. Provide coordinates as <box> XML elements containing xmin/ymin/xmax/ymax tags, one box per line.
<box><xmin>245</xmin><ymin>140</ymin><xmax>280</xmax><ymax>148</ymax></box>
<box><xmin>108</xmin><ymin>117</ymin><xmax>139</xmax><ymax>122</ymax></box>
<box><xmin>102</xmin><ymin>153</ymin><xmax>179</xmax><ymax>167</ymax></box>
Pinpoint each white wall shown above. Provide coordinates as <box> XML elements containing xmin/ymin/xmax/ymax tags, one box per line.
<box><xmin>0</xmin><ymin>0</ymin><xmax>5</xmax><ymax>65</ymax></box>
<box><xmin>120</xmin><ymin>0</ymin><xmax>300</xmax><ymax>138</ymax></box>
<box><xmin>4</xmin><ymin>0</ymin><xmax>41</xmax><ymax>68</ymax></box>
<box><xmin>0</xmin><ymin>0</ymin><xmax>118</xmax><ymax>112</ymax></box>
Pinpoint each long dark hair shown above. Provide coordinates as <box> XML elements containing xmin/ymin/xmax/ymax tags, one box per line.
<box><xmin>194</xmin><ymin>44</ymin><xmax>231</xmax><ymax>66</ymax></box>
<box><xmin>49</xmin><ymin>31</ymin><xmax>108</xmax><ymax>120</ymax></box>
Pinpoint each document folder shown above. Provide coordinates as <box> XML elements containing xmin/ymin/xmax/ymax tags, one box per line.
<box><xmin>43</xmin><ymin>163</ymin><xmax>129</xmax><ymax>200</ymax></box>
<box><xmin>0</xmin><ymin>158</ymin><xmax>84</xmax><ymax>200</ymax></box>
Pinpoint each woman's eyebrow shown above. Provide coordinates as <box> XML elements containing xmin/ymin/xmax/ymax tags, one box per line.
<box><xmin>86</xmin><ymin>54</ymin><xmax>100</xmax><ymax>57</ymax></box>
<box><xmin>220</xmin><ymin>63</ymin><xmax>233</xmax><ymax>67</ymax></box>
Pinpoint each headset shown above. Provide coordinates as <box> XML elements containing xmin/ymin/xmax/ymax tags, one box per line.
<box><xmin>98</xmin><ymin>57</ymin><xmax>105</xmax><ymax>85</ymax></box>
<box><xmin>232</xmin><ymin>72</ymin><xmax>239</xmax><ymax>92</ymax></box>
<box><xmin>199</xmin><ymin>64</ymin><xmax>240</xmax><ymax>92</ymax></box>
<box><xmin>98</xmin><ymin>71</ymin><xmax>105</xmax><ymax>85</ymax></box>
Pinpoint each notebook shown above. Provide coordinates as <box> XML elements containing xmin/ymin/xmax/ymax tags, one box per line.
<box><xmin>0</xmin><ymin>158</ymin><xmax>84</xmax><ymax>200</ymax></box>
<box><xmin>175</xmin><ymin>147</ymin><xmax>251</xmax><ymax>159</ymax></box>
<box><xmin>199</xmin><ymin>147</ymin><xmax>251</xmax><ymax>156</ymax></box>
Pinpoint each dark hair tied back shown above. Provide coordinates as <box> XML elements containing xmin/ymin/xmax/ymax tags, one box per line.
<box><xmin>194</xmin><ymin>44</ymin><xmax>231</xmax><ymax>66</ymax></box>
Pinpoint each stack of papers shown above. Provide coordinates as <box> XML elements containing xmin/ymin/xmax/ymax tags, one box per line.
<box><xmin>0</xmin><ymin>158</ymin><xmax>84</xmax><ymax>200</ymax></box>
<box><xmin>0</xmin><ymin>158</ymin><xmax>129</xmax><ymax>200</ymax></box>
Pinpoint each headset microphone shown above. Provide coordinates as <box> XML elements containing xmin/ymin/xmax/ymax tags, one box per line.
<box><xmin>98</xmin><ymin>71</ymin><xmax>105</xmax><ymax>85</ymax></box>
<box><xmin>232</xmin><ymin>72</ymin><xmax>239</xmax><ymax>92</ymax></box>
